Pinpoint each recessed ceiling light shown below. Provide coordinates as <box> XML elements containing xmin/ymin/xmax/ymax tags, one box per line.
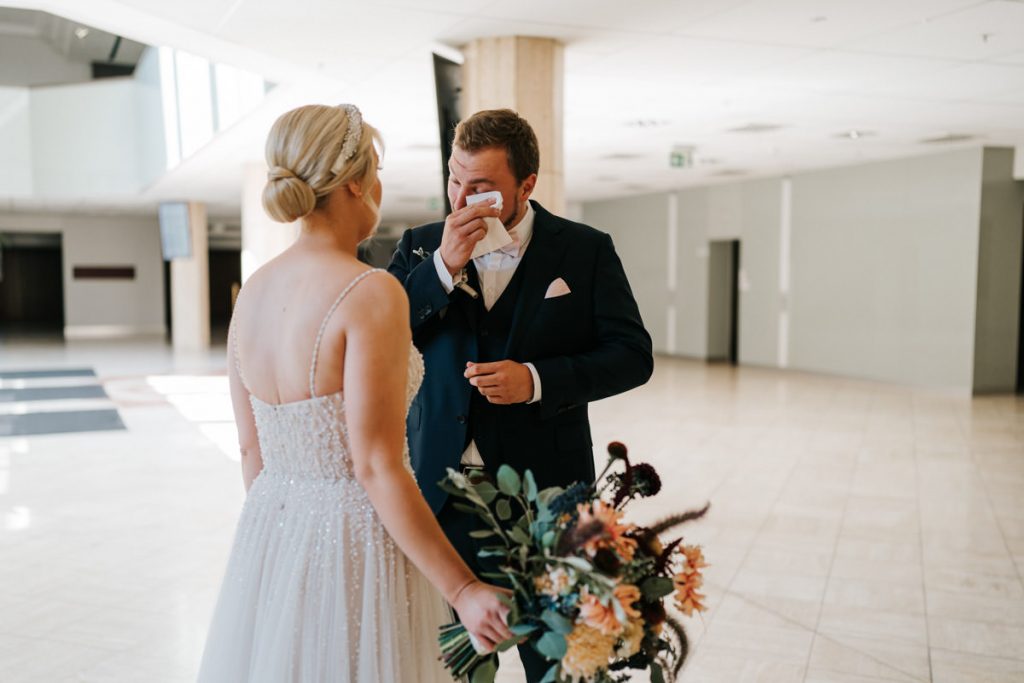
<box><xmin>600</xmin><ymin>152</ymin><xmax>645</xmax><ymax>160</ymax></box>
<box><xmin>836</xmin><ymin>130</ymin><xmax>876</xmax><ymax>140</ymax></box>
<box><xmin>726</xmin><ymin>123</ymin><xmax>785</xmax><ymax>134</ymax></box>
<box><xmin>919</xmin><ymin>133</ymin><xmax>978</xmax><ymax>144</ymax></box>
<box><xmin>625</xmin><ymin>119</ymin><xmax>670</xmax><ymax>128</ymax></box>
<box><xmin>74</xmin><ymin>27</ymin><xmax>90</xmax><ymax>39</ymax></box>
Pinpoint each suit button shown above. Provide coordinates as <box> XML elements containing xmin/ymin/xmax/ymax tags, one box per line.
<box><xmin>456</xmin><ymin>415</ymin><xmax>467</xmax><ymax>424</ymax></box>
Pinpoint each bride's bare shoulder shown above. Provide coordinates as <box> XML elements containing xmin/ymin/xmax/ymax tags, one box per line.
<box><xmin>345</xmin><ymin>268</ymin><xmax>408</xmax><ymax>320</ymax></box>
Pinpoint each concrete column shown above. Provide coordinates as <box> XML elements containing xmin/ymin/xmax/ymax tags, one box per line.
<box><xmin>463</xmin><ymin>37</ymin><xmax>564</xmax><ymax>214</ymax></box>
<box><xmin>241</xmin><ymin>162</ymin><xmax>300</xmax><ymax>283</ymax></box>
<box><xmin>171</xmin><ymin>201</ymin><xmax>210</xmax><ymax>351</ymax></box>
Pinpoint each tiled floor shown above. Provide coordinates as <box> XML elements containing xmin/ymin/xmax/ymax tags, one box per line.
<box><xmin>1</xmin><ymin>340</ymin><xmax>1022</xmax><ymax>682</ymax></box>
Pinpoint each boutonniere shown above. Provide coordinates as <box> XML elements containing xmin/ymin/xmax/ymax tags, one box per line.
<box><xmin>413</xmin><ymin>247</ymin><xmax>431</xmax><ymax>261</ymax></box>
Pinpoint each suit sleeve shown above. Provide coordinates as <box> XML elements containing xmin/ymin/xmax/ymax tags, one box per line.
<box><xmin>530</xmin><ymin>232</ymin><xmax>654</xmax><ymax>420</ymax></box>
<box><xmin>386</xmin><ymin>229</ymin><xmax>452</xmax><ymax>331</ymax></box>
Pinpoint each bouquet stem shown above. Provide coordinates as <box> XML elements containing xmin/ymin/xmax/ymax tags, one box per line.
<box><xmin>439</xmin><ymin>622</ymin><xmax>491</xmax><ymax>680</ymax></box>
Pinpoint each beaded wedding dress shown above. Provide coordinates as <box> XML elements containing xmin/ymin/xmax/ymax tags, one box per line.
<box><xmin>197</xmin><ymin>269</ymin><xmax>451</xmax><ymax>683</ymax></box>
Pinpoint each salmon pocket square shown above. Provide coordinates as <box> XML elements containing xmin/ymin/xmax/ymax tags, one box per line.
<box><xmin>544</xmin><ymin>277</ymin><xmax>571</xmax><ymax>299</ymax></box>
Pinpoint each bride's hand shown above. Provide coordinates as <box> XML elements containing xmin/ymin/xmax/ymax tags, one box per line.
<box><xmin>451</xmin><ymin>580</ymin><xmax>513</xmax><ymax>652</ymax></box>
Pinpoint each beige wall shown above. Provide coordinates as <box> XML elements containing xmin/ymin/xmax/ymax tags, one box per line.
<box><xmin>0</xmin><ymin>211</ymin><xmax>166</xmax><ymax>337</ymax></box>
<box><xmin>583</xmin><ymin>147</ymin><xmax>1017</xmax><ymax>394</ymax></box>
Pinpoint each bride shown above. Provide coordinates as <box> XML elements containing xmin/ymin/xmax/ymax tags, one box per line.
<box><xmin>197</xmin><ymin>104</ymin><xmax>510</xmax><ymax>682</ymax></box>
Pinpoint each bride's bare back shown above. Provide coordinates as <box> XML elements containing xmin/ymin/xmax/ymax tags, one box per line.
<box><xmin>232</xmin><ymin>247</ymin><xmax>372</xmax><ymax>405</ymax></box>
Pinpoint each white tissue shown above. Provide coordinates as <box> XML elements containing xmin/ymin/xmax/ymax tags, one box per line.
<box><xmin>466</xmin><ymin>191</ymin><xmax>513</xmax><ymax>259</ymax></box>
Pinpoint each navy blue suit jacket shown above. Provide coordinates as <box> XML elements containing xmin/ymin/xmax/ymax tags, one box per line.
<box><xmin>387</xmin><ymin>201</ymin><xmax>653</xmax><ymax>513</ymax></box>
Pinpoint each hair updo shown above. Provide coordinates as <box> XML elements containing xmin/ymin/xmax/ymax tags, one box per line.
<box><xmin>262</xmin><ymin>104</ymin><xmax>381</xmax><ymax>223</ymax></box>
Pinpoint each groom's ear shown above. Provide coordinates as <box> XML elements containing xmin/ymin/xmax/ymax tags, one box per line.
<box><xmin>518</xmin><ymin>173</ymin><xmax>537</xmax><ymax>202</ymax></box>
<box><xmin>345</xmin><ymin>180</ymin><xmax>363</xmax><ymax>198</ymax></box>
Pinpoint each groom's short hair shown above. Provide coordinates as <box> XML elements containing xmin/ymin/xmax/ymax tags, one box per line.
<box><xmin>453</xmin><ymin>109</ymin><xmax>540</xmax><ymax>184</ymax></box>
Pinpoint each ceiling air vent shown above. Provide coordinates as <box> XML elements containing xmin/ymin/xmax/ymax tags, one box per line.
<box><xmin>726</xmin><ymin>123</ymin><xmax>785</xmax><ymax>134</ymax></box>
<box><xmin>919</xmin><ymin>133</ymin><xmax>978</xmax><ymax>144</ymax></box>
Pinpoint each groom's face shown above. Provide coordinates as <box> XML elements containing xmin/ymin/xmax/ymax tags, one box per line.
<box><xmin>448</xmin><ymin>146</ymin><xmax>536</xmax><ymax>229</ymax></box>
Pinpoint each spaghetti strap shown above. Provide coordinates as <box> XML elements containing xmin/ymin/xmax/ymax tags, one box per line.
<box><xmin>228</xmin><ymin>313</ymin><xmax>249</xmax><ymax>392</ymax></box>
<box><xmin>309</xmin><ymin>268</ymin><xmax>386</xmax><ymax>398</ymax></box>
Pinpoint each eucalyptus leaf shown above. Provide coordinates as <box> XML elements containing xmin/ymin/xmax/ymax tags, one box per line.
<box><xmin>510</xmin><ymin>527</ymin><xmax>531</xmax><ymax>545</ymax></box>
<box><xmin>650</xmin><ymin>661</ymin><xmax>665</xmax><ymax>683</ymax></box>
<box><xmin>524</xmin><ymin>470</ymin><xmax>539</xmax><ymax>501</ymax></box>
<box><xmin>469</xmin><ymin>529</ymin><xmax>497</xmax><ymax>539</ymax></box>
<box><xmin>496</xmin><ymin>637</ymin><xmax>519</xmax><ymax>653</ymax></box>
<box><xmin>474</xmin><ymin>481</ymin><xmax>499</xmax><ymax>504</ymax></box>
<box><xmin>541</xmin><ymin>531</ymin><xmax>556</xmax><ymax>548</ymax></box>
<box><xmin>540</xmin><ymin>609</ymin><xmax>573</xmax><ymax>635</ymax></box>
<box><xmin>470</xmin><ymin>656</ymin><xmax>497</xmax><ymax>683</ymax></box>
<box><xmin>539</xmin><ymin>664</ymin><xmax>560</xmax><ymax>683</ymax></box>
<box><xmin>641</xmin><ymin>576</ymin><xmax>676</xmax><ymax>601</ymax></box>
<box><xmin>497</xmin><ymin>465</ymin><xmax>522</xmax><ymax>496</ymax></box>
<box><xmin>560</xmin><ymin>556</ymin><xmax>593</xmax><ymax>572</ymax></box>
<box><xmin>537</xmin><ymin>487</ymin><xmax>564</xmax><ymax>507</ymax></box>
<box><xmin>535</xmin><ymin>631</ymin><xmax>567</xmax><ymax>660</ymax></box>
<box><xmin>453</xmin><ymin>502</ymin><xmax>485</xmax><ymax>516</ymax></box>
<box><xmin>496</xmin><ymin>499</ymin><xmax>513</xmax><ymax>521</ymax></box>
<box><xmin>510</xmin><ymin>623</ymin><xmax>540</xmax><ymax>636</ymax></box>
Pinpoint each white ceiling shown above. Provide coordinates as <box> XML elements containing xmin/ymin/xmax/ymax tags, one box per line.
<box><xmin>8</xmin><ymin>0</ymin><xmax>1024</xmax><ymax>223</ymax></box>
<box><xmin>0</xmin><ymin>7</ymin><xmax>145</xmax><ymax>86</ymax></box>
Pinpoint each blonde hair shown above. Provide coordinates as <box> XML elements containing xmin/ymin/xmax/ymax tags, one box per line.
<box><xmin>262</xmin><ymin>104</ymin><xmax>382</xmax><ymax>223</ymax></box>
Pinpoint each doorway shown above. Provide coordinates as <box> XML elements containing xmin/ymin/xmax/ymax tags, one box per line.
<box><xmin>209</xmin><ymin>247</ymin><xmax>241</xmax><ymax>345</ymax></box>
<box><xmin>707</xmin><ymin>239</ymin><xmax>740</xmax><ymax>365</ymax></box>
<box><xmin>1017</xmin><ymin>202</ymin><xmax>1024</xmax><ymax>393</ymax></box>
<box><xmin>0</xmin><ymin>232</ymin><xmax>65</xmax><ymax>340</ymax></box>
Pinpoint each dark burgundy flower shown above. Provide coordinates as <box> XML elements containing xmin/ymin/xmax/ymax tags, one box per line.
<box><xmin>592</xmin><ymin>547</ymin><xmax>622</xmax><ymax>576</ymax></box>
<box><xmin>631</xmin><ymin>463</ymin><xmax>662</xmax><ymax>497</ymax></box>
<box><xmin>607</xmin><ymin>442</ymin><xmax>629</xmax><ymax>463</ymax></box>
<box><xmin>641</xmin><ymin>600</ymin><xmax>666</xmax><ymax>626</ymax></box>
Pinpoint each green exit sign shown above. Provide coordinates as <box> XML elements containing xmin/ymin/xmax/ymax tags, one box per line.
<box><xmin>670</xmin><ymin>146</ymin><xmax>695</xmax><ymax>169</ymax></box>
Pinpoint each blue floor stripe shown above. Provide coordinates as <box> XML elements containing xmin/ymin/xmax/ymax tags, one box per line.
<box><xmin>0</xmin><ymin>410</ymin><xmax>126</xmax><ymax>436</ymax></box>
<box><xmin>0</xmin><ymin>385</ymin><xmax>109</xmax><ymax>403</ymax></box>
<box><xmin>0</xmin><ymin>368</ymin><xmax>96</xmax><ymax>380</ymax></box>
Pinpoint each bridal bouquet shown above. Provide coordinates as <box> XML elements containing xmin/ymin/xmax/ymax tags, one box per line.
<box><xmin>437</xmin><ymin>443</ymin><xmax>710</xmax><ymax>683</ymax></box>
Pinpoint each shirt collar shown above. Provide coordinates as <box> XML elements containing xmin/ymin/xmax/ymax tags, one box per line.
<box><xmin>504</xmin><ymin>202</ymin><xmax>535</xmax><ymax>257</ymax></box>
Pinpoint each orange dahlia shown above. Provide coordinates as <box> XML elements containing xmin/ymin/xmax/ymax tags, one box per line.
<box><xmin>674</xmin><ymin>544</ymin><xmax>709</xmax><ymax>617</ymax></box>
<box><xmin>576</xmin><ymin>501</ymin><xmax>638</xmax><ymax>561</ymax></box>
<box><xmin>578</xmin><ymin>589</ymin><xmax>623</xmax><ymax>636</ymax></box>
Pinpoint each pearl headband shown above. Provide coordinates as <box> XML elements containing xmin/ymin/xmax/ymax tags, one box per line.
<box><xmin>330</xmin><ymin>104</ymin><xmax>363</xmax><ymax>176</ymax></box>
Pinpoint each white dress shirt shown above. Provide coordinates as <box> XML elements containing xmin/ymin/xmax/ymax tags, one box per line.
<box><xmin>433</xmin><ymin>202</ymin><xmax>542</xmax><ymax>466</ymax></box>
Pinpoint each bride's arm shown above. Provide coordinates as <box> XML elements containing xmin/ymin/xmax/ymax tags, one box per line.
<box><xmin>227</xmin><ymin>322</ymin><xmax>263</xmax><ymax>491</ymax></box>
<box><xmin>344</xmin><ymin>274</ymin><xmax>512</xmax><ymax>650</ymax></box>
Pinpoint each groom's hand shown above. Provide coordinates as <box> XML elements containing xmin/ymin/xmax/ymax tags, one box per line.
<box><xmin>439</xmin><ymin>202</ymin><xmax>500</xmax><ymax>276</ymax></box>
<box><xmin>465</xmin><ymin>360</ymin><xmax>534</xmax><ymax>404</ymax></box>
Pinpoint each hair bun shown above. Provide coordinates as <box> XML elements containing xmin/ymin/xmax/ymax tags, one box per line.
<box><xmin>262</xmin><ymin>169</ymin><xmax>316</xmax><ymax>223</ymax></box>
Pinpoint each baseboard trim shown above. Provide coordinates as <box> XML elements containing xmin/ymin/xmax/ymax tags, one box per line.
<box><xmin>64</xmin><ymin>324</ymin><xmax>166</xmax><ymax>340</ymax></box>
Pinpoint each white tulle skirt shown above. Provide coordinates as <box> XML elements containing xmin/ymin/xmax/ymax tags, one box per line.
<box><xmin>197</xmin><ymin>472</ymin><xmax>452</xmax><ymax>683</ymax></box>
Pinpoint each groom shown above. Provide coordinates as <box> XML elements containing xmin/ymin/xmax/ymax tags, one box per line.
<box><xmin>388</xmin><ymin>109</ymin><xmax>653</xmax><ymax>680</ymax></box>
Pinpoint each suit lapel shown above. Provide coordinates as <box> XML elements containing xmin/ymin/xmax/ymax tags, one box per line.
<box><xmin>505</xmin><ymin>202</ymin><xmax>568</xmax><ymax>357</ymax></box>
